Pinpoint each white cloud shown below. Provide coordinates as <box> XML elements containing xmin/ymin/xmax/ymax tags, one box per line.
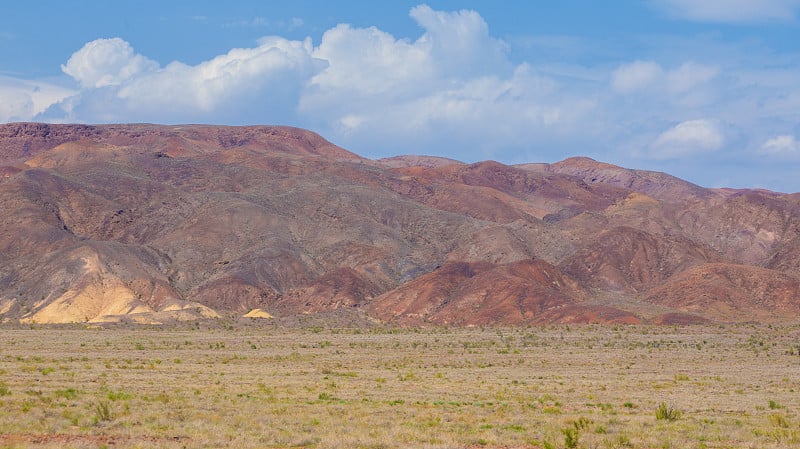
<box><xmin>119</xmin><ymin>37</ymin><xmax>322</xmax><ymax>111</ymax></box>
<box><xmin>61</xmin><ymin>38</ymin><xmax>158</xmax><ymax>88</ymax></box>
<box><xmin>49</xmin><ymin>36</ymin><xmax>326</xmax><ymax>123</ymax></box>
<box><xmin>0</xmin><ymin>76</ymin><xmax>75</xmax><ymax>123</ymax></box>
<box><xmin>295</xmin><ymin>4</ymin><xmax>561</xmax><ymax>156</ymax></box>
<box><xmin>759</xmin><ymin>135</ymin><xmax>800</xmax><ymax>157</ymax></box>
<box><xmin>649</xmin><ymin>119</ymin><xmax>725</xmax><ymax>159</ymax></box>
<box><xmin>667</xmin><ymin>62</ymin><xmax>719</xmax><ymax>93</ymax></box>
<box><xmin>652</xmin><ymin>0</ymin><xmax>800</xmax><ymax>23</ymax></box>
<box><xmin>304</xmin><ymin>4</ymin><xmax>508</xmax><ymax>104</ymax></box>
<box><xmin>611</xmin><ymin>60</ymin><xmax>718</xmax><ymax>96</ymax></box>
<box><xmin>307</xmin><ymin>23</ymin><xmax>432</xmax><ymax>98</ymax></box>
<box><xmin>611</xmin><ymin>61</ymin><xmax>663</xmax><ymax>93</ymax></box>
<box><xmin>408</xmin><ymin>5</ymin><xmax>509</xmax><ymax>77</ymax></box>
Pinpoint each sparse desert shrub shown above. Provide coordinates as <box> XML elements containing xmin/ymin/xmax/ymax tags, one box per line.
<box><xmin>768</xmin><ymin>412</ymin><xmax>790</xmax><ymax>428</ymax></box>
<box><xmin>54</xmin><ymin>387</ymin><xmax>79</xmax><ymax>400</ymax></box>
<box><xmin>603</xmin><ymin>434</ymin><xmax>634</xmax><ymax>448</ymax></box>
<box><xmin>107</xmin><ymin>390</ymin><xmax>132</xmax><ymax>401</ymax></box>
<box><xmin>573</xmin><ymin>416</ymin><xmax>593</xmax><ymax>430</ymax></box>
<box><xmin>655</xmin><ymin>401</ymin><xmax>681</xmax><ymax>421</ymax></box>
<box><xmin>93</xmin><ymin>400</ymin><xmax>113</xmax><ymax>424</ymax></box>
<box><xmin>558</xmin><ymin>417</ymin><xmax>592</xmax><ymax>449</ymax></box>
<box><xmin>561</xmin><ymin>426</ymin><xmax>580</xmax><ymax>449</ymax></box>
<box><xmin>0</xmin><ymin>381</ymin><xmax>9</xmax><ymax>397</ymax></box>
<box><xmin>318</xmin><ymin>392</ymin><xmax>339</xmax><ymax>401</ymax></box>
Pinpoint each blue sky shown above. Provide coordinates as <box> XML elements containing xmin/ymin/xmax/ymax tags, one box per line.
<box><xmin>1</xmin><ymin>1</ymin><xmax>799</xmax><ymax>192</ymax></box>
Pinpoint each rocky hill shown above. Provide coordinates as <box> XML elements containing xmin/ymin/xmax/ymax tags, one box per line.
<box><xmin>1</xmin><ymin>123</ymin><xmax>798</xmax><ymax>325</ymax></box>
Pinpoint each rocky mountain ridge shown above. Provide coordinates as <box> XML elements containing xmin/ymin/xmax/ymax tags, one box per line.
<box><xmin>1</xmin><ymin>122</ymin><xmax>798</xmax><ymax>325</ymax></box>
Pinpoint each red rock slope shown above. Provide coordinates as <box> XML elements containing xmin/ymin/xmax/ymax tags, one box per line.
<box><xmin>1</xmin><ymin>123</ymin><xmax>799</xmax><ymax>324</ymax></box>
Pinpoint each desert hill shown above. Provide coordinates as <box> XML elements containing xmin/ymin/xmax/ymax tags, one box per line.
<box><xmin>1</xmin><ymin>123</ymin><xmax>798</xmax><ymax>325</ymax></box>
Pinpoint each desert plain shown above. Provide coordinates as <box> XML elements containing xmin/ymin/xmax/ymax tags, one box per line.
<box><xmin>1</xmin><ymin>321</ymin><xmax>799</xmax><ymax>449</ymax></box>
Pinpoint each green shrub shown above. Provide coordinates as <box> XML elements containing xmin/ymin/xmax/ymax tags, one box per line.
<box><xmin>655</xmin><ymin>402</ymin><xmax>680</xmax><ymax>421</ymax></box>
<box><xmin>769</xmin><ymin>400</ymin><xmax>784</xmax><ymax>410</ymax></box>
<box><xmin>93</xmin><ymin>400</ymin><xmax>113</xmax><ymax>423</ymax></box>
<box><xmin>561</xmin><ymin>426</ymin><xmax>579</xmax><ymax>449</ymax></box>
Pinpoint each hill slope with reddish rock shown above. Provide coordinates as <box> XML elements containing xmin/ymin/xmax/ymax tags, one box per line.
<box><xmin>1</xmin><ymin>123</ymin><xmax>799</xmax><ymax>325</ymax></box>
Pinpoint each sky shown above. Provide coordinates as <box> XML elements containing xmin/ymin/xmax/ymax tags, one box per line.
<box><xmin>1</xmin><ymin>1</ymin><xmax>799</xmax><ymax>192</ymax></box>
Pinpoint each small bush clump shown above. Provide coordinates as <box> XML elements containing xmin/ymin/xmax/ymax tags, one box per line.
<box><xmin>93</xmin><ymin>400</ymin><xmax>113</xmax><ymax>424</ymax></box>
<box><xmin>655</xmin><ymin>402</ymin><xmax>681</xmax><ymax>421</ymax></box>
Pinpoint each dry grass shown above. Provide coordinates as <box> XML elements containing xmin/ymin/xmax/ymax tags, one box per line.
<box><xmin>0</xmin><ymin>323</ymin><xmax>799</xmax><ymax>448</ymax></box>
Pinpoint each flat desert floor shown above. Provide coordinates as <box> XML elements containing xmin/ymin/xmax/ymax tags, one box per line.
<box><xmin>1</xmin><ymin>323</ymin><xmax>799</xmax><ymax>448</ymax></box>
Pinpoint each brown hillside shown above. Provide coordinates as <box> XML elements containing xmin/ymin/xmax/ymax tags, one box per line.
<box><xmin>367</xmin><ymin>259</ymin><xmax>641</xmax><ymax>325</ymax></box>
<box><xmin>1</xmin><ymin>122</ymin><xmax>800</xmax><ymax>325</ymax></box>
<box><xmin>560</xmin><ymin>226</ymin><xmax>721</xmax><ymax>293</ymax></box>
<box><xmin>644</xmin><ymin>263</ymin><xmax>800</xmax><ymax>323</ymax></box>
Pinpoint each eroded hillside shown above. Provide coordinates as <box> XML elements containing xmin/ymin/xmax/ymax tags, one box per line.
<box><xmin>1</xmin><ymin>123</ymin><xmax>798</xmax><ymax>324</ymax></box>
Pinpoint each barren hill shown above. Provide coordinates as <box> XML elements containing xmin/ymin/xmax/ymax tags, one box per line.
<box><xmin>1</xmin><ymin>123</ymin><xmax>799</xmax><ymax>325</ymax></box>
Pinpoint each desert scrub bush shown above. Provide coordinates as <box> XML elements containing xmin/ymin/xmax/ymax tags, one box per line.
<box><xmin>557</xmin><ymin>417</ymin><xmax>593</xmax><ymax>449</ymax></box>
<box><xmin>0</xmin><ymin>381</ymin><xmax>10</xmax><ymax>396</ymax></box>
<box><xmin>53</xmin><ymin>387</ymin><xmax>80</xmax><ymax>400</ymax></box>
<box><xmin>655</xmin><ymin>401</ymin><xmax>681</xmax><ymax>421</ymax></box>
<box><xmin>603</xmin><ymin>434</ymin><xmax>634</xmax><ymax>448</ymax></box>
<box><xmin>767</xmin><ymin>412</ymin><xmax>790</xmax><ymax>428</ymax></box>
<box><xmin>561</xmin><ymin>426</ymin><xmax>579</xmax><ymax>449</ymax></box>
<box><xmin>107</xmin><ymin>390</ymin><xmax>132</xmax><ymax>401</ymax></box>
<box><xmin>573</xmin><ymin>416</ymin><xmax>593</xmax><ymax>431</ymax></box>
<box><xmin>768</xmin><ymin>399</ymin><xmax>784</xmax><ymax>409</ymax></box>
<box><xmin>92</xmin><ymin>400</ymin><xmax>113</xmax><ymax>424</ymax></box>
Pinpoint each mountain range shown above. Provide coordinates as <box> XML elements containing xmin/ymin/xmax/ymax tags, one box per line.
<box><xmin>2</xmin><ymin>123</ymin><xmax>799</xmax><ymax>325</ymax></box>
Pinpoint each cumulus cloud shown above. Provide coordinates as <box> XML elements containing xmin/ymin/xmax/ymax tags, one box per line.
<box><xmin>294</xmin><ymin>4</ymin><xmax>571</xmax><ymax>156</ymax></box>
<box><xmin>50</xmin><ymin>36</ymin><xmax>326</xmax><ymax>123</ymax></box>
<box><xmin>408</xmin><ymin>5</ymin><xmax>509</xmax><ymax>77</ymax></box>
<box><xmin>652</xmin><ymin>0</ymin><xmax>800</xmax><ymax>23</ymax></box>
<box><xmin>12</xmin><ymin>3</ymin><xmax>579</xmax><ymax>157</ymax></box>
<box><xmin>61</xmin><ymin>38</ymin><xmax>158</xmax><ymax>88</ymax></box>
<box><xmin>759</xmin><ymin>135</ymin><xmax>800</xmax><ymax>157</ymax></box>
<box><xmin>311</xmin><ymin>62</ymin><xmax>593</xmax><ymax>156</ymax></box>
<box><xmin>649</xmin><ymin>119</ymin><xmax>725</xmax><ymax>159</ymax></box>
<box><xmin>304</xmin><ymin>5</ymin><xmax>508</xmax><ymax>104</ymax></box>
<box><xmin>0</xmin><ymin>76</ymin><xmax>74</xmax><ymax>123</ymax></box>
<box><xmin>119</xmin><ymin>37</ymin><xmax>322</xmax><ymax>113</ymax></box>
